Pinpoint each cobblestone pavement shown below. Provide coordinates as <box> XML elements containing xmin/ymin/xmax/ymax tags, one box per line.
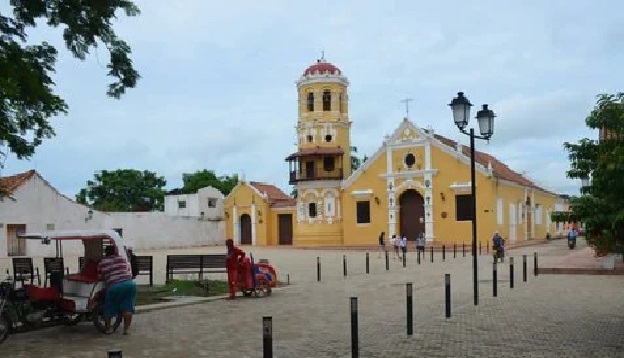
<box><xmin>3</xmin><ymin>239</ymin><xmax>624</xmax><ymax>357</ymax></box>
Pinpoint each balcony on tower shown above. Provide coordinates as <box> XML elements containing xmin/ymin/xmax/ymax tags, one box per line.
<box><xmin>286</xmin><ymin>146</ymin><xmax>345</xmax><ymax>184</ymax></box>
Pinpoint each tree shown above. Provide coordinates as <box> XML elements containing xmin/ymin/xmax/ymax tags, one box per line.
<box><xmin>76</xmin><ymin>169</ymin><xmax>166</xmax><ymax>212</ymax></box>
<box><xmin>351</xmin><ymin>146</ymin><xmax>368</xmax><ymax>171</ymax></box>
<box><xmin>180</xmin><ymin>170</ymin><xmax>239</xmax><ymax>196</ymax></box>
<box><xmin>552</xmin><ymin>93</ymin><xmax>624</xmax><ymax>254</ymax></box>
<box><xmin>1</xmin><ymin>1</ymin><xmax>140</xmax><ymax>163</ymax></box>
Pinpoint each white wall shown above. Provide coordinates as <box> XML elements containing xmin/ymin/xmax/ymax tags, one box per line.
<box><xmin>0</xmin><ymin>174</ymin><xmax>224</xmax><ymax>258</ymax></box>
<box><xmin>164</xmin><ymin>186</ymin><xmax>224</xmax><ymax>219</ymax></box>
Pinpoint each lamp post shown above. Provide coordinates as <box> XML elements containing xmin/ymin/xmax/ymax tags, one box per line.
<box><xmin>449</xmin><ymin>92</ymin><xmax>496</xmax><ymax>306</ymax></box>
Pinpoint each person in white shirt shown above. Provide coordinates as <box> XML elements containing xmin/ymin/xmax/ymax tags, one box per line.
<box><xmin>390</xmin><ymin>235</ymin><xmax>399</xmax><ymax>259</ymax></box>
<box><xmin>400</xmin><ymin>235</ymin><xmax>408</xmax><ymax>259</ymax></box>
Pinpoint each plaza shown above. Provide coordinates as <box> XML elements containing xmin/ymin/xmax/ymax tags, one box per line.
<box><xmin>2</xmin><ymin>239</ymin><xmax>623</xmax><ymax>357</ymax></box>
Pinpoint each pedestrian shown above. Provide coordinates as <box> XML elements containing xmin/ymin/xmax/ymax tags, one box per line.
<box><xmin>225</xmin><ymin>238</ymin><xmax>246</xmax><ymax>299</ymax></box>
<box><xmin>416</xmin><ymin>232</ymin><xmax>425</xmax><ymax>255</ymax></box>
<box><xmin>400</xmin><ymin>235</ymin><xmax>408</xmax><ymax>259</ymax></box>
<box><xmin>378</xmin><ymin>231</ymin><xmax>386</xmax><ymax>257</ymax></box>
<box><xmin>391</xmin><ymin>234</ymin><xmax>400</xmax><ymax>259</ymax></box>
<box><xmin>97</xmin><ymin>245</ymin><xmax>137</xmax><ymax>335</ymax></box>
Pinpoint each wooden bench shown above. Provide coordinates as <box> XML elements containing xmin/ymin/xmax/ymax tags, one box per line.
<box><xmin>135</xmin><ymin>256</ymin><xmax>154</xmax><ymax>286</ymax></box>
<box><xmin>165</xmin><ymin>254</ymin><xmax>226</xmax><ymax>282</ymax></box>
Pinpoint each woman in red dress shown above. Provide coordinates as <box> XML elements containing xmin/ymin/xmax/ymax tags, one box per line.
<box><xmin>225</xmin><ymin>239</ymin><xmax>245</xmax><ymax>299</ymax></box>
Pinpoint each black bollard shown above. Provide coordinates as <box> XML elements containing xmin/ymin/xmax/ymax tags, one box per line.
<box><xmin>287</xmin><ymin>274</ymin><xmax>290</xmax><ymax>285</ymax></box>
<box><xmin>365</xmin><ymin>252</ymin><xmax>370</xmax><ymax>274</ymax></box>
<box><xmin>406</xmin><ymin>282</ymin><xmax>413</xmax><ymax>336</ymax></box>
<box><xmin>385</xmin><ymin>250</ymin><xmax>389</xmax><ymax>271</ymax></box>
<box><xmin>479</xmin><ymin>241</ymin><xmax>482</xmax><ymax>255</ymax></box>
<box><xmin>430</xmin><ymin>246</ymin><xmax>434</xmax><ymax>263</ymax></box>
<box><xmin>350</xmin><ymin>297</ymin><xmax>359</xmax><ymax>358</ymax></box>
<box><xmin>493</xmin><ymin>261</ymin><xmax>498</xmax><ymax>297</ymax></box>
<box><xmin>534</xmin><ymin>252</ymin><xmax>539</xmax><ymax>276</ymax></box>
<box><xmin>463</xmin><ymin>243</ymin><xmax>466</xmax><ymax>257</ymax></box>
<box><xmin>263</xmin><ymin>316</ymin><xmax>273</xmax><ymax>358</ymax></box>
<box><xmin>108</xmin><ymin>350</ymin><xmax>123</xmax><ymax>358</ymax></box>
<box><xmin>510</xmin><ymin>257</ymin><xmax>514</xmax><ymax>289</ymax></box>
<box><xmin>343</xmin><ymin>255</ymin><xmax>348</xmax><ymax>277</ymax></box>
<box><xmin>522</xmin><ymin>255</ymin><xmax>527</xmax><ymax>282</ymax></box>
<box><xmin>442</xmin><ymin>245</ymin><xmax>446</xmax><ymax>261</ymax></box>
<box><xmin>487</xmin><ymin>243</ymin><xmax>489</xmax><ymax>255</ymax></box>
<box><xmin>445</xmin><ymin>274</ymin><xmax>451</xmax><ymax>318</ymax></box>
<box><xmin>402</xmin><ymin>251</ymin><xmax>406</xmax><ymax>268</ymax></box>
<box><xmin>317</xmin><ymin>257</ymin><xmax>321</xmax><ymax>282</ymax></box>
<box><xmin>417</xmin><ymin>250</ymin><xmax>421</xmax><ymax>265</ymax></box>
<box><xmin>454</xmin><ymin>244</ymin><xmax>457</xmax><ymax>258</ymax></box>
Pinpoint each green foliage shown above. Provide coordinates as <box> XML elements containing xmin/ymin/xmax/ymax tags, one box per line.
<box><xmin>0</xmin><ymin>1</ymin><xmax>140</xmax><ymax>162</ymax></box>
<box><xmin>559</xmin><ymin>92</ymin><xmax>624</xmax><ymax>253</ymax></box>
<box><xmin>351</xmin><ymin>146</ymin><xmax>368</xmax><ymax>171</ymax></box>
<box><xmin>76</xmin><ymin>169</ymin><xmax>166</xmax><ymax>212</ymax></box>
<box><xmin>181</xmin><ymin>170</ymin><xmax>238</xmax><ymax>196</ymax></box>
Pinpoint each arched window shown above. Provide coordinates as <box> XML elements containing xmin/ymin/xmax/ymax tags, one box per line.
<box><xmin>308</xmin><ymin>202</ymin><xmax>317</xmax><ymax>218</ymax></box>
<box><xmin>322</xmin><ymin>90</ymin><xmax>331</xmax><ymax>111</ymax></box>
<box><xmin>307</xmin><ymin>92</ymin><xmax>314</xmax><ymax>112</ymax></box>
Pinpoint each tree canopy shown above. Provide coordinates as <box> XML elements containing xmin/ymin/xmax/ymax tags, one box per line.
<box><xmin>76</xmin><ymin>169</ymin><xmax>166</xmax><ymax>212</ymax></box>
<box><xmin>1</xmin><ymin>0</ymin><xmax>140</xmax><ymax>162</ymax></box>
<box><xmin>554</xmin><ymin>93</ymin><xmax>624</xmax><ymax>254</ymax></box>
<box><xmin>180</xmin><ymin>170</ymin><xmax>238</xmax><ymax>196</ymax></box>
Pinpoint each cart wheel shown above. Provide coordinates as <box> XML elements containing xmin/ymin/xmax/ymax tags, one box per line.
<box><xmin>0</xmin><ymin>313</ymin><xmax>11</xmax><ymax>344</ymax></box>
<box><xmin>92</xmin><ymin>304</ymin><xmax>123</xmax><ymax>334</ymax></box>
<box><xmin>254</xmin><ymin>278</ymin><xmax>271</xmax><ymax>298</ymax></box>
<box><xmin>63</xmin><ymin>314</ymin><xmax>83</xmax><ymax>326</ymax></box>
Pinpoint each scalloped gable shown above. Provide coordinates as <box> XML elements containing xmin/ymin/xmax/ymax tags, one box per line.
<box><xmin>341</xmin><ymin>118</ymin><xmax>553</xmax><ymax>194</ymax></box>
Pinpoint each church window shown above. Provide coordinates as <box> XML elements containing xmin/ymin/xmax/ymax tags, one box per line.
<box><xmin>322</xmin><ymin>90</ymin><xmax>331</xmax><ymax>111</ymax></box>
<box><xmin>325</xmin><ymin>134</ymin><xmax>332</xmax><ymax>142</ymax></box>
<box><xmin>339</xmin><ymin>93</ymin><xmax>343</xmax><ymax>113</ymax></box>
<box><xmin>308</xmin><ymin>202</ymin><xmax>317</xmax><ymax>218</ymax></box>
<box><xmin>307</xmin><ymin>135</ymin><xmax>313</xmax><ymax>143</ymax></box>
<box><xmin>455</xmin><ymin>194</ymin><xmax>473</xmax><ymax>221</ymax></box>
<box><xmin>404</xmin><ymin>153</ymin><xmax>416</xmax><ymax>168</ymax></box>
<box><xmin>356</xmin><ymin>201</ymin><xmax>371</xmax><ymax>224</ymax></box>
<box><xmin>323</xmin><ymin>157</ymin><xmax>335</xmax><ymax>172</ymax></box>
<box><xmin>307</xmin><ymin>92</ymin><xmax>314</xmax><ymax>112</ymax></box>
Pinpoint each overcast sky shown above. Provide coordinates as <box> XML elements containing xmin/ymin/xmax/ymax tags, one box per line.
<box><xmin>3</xmin><ymin>0</ymin><xmax>622</xmax><ymax>198</ymax></box>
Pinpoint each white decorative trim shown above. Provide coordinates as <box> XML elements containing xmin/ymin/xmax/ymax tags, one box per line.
<box><xmin>450</xmin><ymin>182</ymin><xmax>472</xmax><ymax>193</ymax></box>
<box><xmin>320</xmin><ymin>187</ymin><xmax>340</xmax><ymax>197</ymax></box>
<box><xmin>424</xmin><ymin>141</ymin><xmax>434</xmax><ymax>239</ymax></box>
<box><xmin>387</xmin><ymin>139</ymin><xmax>429</xmax><ymax>149</ymax></box>
<box><xmin>379</xmin><ymin>169</ymin><xmax>439</xmax><ymax>179</ymax></box>
<box><xmin>350</xmin><ymin>189</ymin><xmax>374</xmax><ymax>199</ymax></box>
<box><xmin>296</xmin><ymin>76</ymin><xmax>349</xmax><ymax>87</ymax></box>
<box><xmin>386</xmin><ymin>144</ymin><xmax>396</xmax><ymax>238</ymax></box>
<box><xmin>395</xmin><ymin>179</ymin><xmax>425</xmax><ymax>192</ymax></box>
<box><xmin>233</xmin><ymin>205</ymin><xmax>239</xmax><ymax>244</ymax></box>
<box><xmin>297</xmin><ymin>180</ymin><xmax>342</xmax><ymax>190</ymax></box>
<box><xmin>251</xmin><ymin>203</ymin><xmax>257</xmax><ymax>246</ymax></box>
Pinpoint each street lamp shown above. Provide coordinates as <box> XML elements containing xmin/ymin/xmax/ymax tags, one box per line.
<box><xmin>449</xmin><ymin>92</ymin><xmax>496</xmax><ymax>306</ymax></box>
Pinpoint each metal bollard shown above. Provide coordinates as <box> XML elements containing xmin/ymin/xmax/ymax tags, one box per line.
<box><xmin>479</xmin><ymin>241</ymin><xmax>482</xmax><ymax>255</ymax></box>
<box><xmin>287</xmin><ymin>274</ymin><xmax>290</xmax><ymax>285</ymax></box>
<box><xmin>343</xmin><ymin>255</ymin><xmax>348</xmax><ymax>277</ymax></box>
<box><xmin>534</xmin><ymin>252</ymin><xmax>539</xmax><ymax>276</ymax></box>
<box><xmin>365</xmin><ymin>252</ymin><xmax>370</xmax><ymax>274</ymax></box>
<box><xmin>107</xmin><ymin>349</ymin><xmax>122</xmax><ymax>358</ymax></box>
<box><xmin>454</xmin><ymin>244</ymin><xmax>456</xmax><ymax>258</ymax></box>
<box><xmin>263</xmin><ymin>316</ymin><xmax>273</xmax><ymax>358</ymax></box>
<box><xmin>417</xmin><ymin>250</ymin><xmax>421</xmax><ymax>265</ymax></box>
<box><xmin>385</xmin><ymin>250</ymin><xmax>389</xmax><ymax>271</ymax></box>
<box><xmin>406</xmin><ymin>282</ymin><xmax>413</xmax><ymax>336</ymax></box>
<box><xmin>445</xmin><ymin>274</ymin><xmax>451</xmax><ymax>318</ymax></box>
<box><xmin>463</xmin><ymin>243</ymin><xmax>466</xmax><ymax>257</ymax></box>
<box><xmin>402</xmin><ymin>251</ymin><xmax>406</xmax><ymax>268</ymax></box>
<box><xmin>487</xmin><ymin>243</ymin><xmax>489</xmax><ymax>254</ymax></box>
<box><xmin>442</xmin><ymin>245</ymin><xmax>446</xmax><ymax>261</ymax></box>
<box><xmin>523</xmin><ymin>255</ymin><xmax>527</xmax><ymax>282</ymax></box>
<box><xmin>509</xmin><ymin>257</ymin><xmax>514</xmax><ymax>289</ymax></box>
<box><xmin>317</xmin><ymin>257</ymin><xmax>321</xmax><ymax>282</ymax></box>
<box><xmin>430</xmin><ymin>246</ymin><xmax>434</xmax><ymax>263</ymax></box>
<box><xmin>350</xmin><ymin>297</ymin><xmax>359</xmax><ymax>358</ymax></box>
<box><xmin>493</xmin><ymin>261</ymin><xmax>498</xmax><ymax>297</ymax></box>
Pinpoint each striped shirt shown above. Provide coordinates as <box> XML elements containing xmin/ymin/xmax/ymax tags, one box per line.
<box><xmin>98</xmin><ymin>255</ymin><xmax>132</xmax><ymax>285</ymax></box>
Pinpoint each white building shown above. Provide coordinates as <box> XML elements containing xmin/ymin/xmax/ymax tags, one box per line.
<box><xmin>164</xmin><ymin>186</ymin><xmax>225</xmax><ymax>219</ymax></box>
<box><xmin>0</xmin><ymin>170</ymin><xmax>224</xmax><ymax>258</ymax></box>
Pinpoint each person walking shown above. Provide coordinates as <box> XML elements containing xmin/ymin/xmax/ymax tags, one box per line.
<box><xmin>416</xmin><ymin>232</ymin><xmax>425</xmax><ymax>257</ymax></box>
<box><xmin>378</xmin><ymin>231</ymin><xmax>386</xmax><ymax>258</ymax></box>
<box><xmin>98</xmin><ymin>245</ymin><xmax>137</xmax><ymax>335</ymax></box>
<box><xmin>400</xmin><ymin>235</ymin><xmax>408</xmax><ymax>260</ymax></box>
<box><xmin>390</xmin><ymin>234</ymin><xmax>400</xmax><ymax>259</ymax></box>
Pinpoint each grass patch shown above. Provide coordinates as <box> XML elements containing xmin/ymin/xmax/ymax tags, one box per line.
<box><xmin>136</xmin><ymin>279</ymin><xmax>229</xmax><ymax>306</ymax></box>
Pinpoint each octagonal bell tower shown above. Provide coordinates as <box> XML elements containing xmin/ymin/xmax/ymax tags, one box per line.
<box><xmin>285</xmin><ymin>56</ymin><xmax>351</xmax><ymax>244</ymax></box>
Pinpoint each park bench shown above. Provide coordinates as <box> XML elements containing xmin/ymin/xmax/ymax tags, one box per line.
<box><xmin>165</xmin><ymin>254</ymin><xmax>227</xmax><ymax>282</ymax></box>
<box><xmin>134</xmin><ymin>256</ymin><xmax>154</xmax><ymax>286</ymax></box>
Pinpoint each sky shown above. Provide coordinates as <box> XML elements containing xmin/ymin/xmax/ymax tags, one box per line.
<box><xmin>2</xmin><ymin>0</ymin><xmax>623</xmax><ymax>198</ymax></box>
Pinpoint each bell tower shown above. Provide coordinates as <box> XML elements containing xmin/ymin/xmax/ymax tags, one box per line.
<box><xmin>285</xmin><ymin>56</ymin><xmax>351</xmax><ymax>244</ymax></box>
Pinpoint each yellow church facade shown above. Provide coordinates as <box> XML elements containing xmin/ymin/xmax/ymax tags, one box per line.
<box><xmin>223</xmin><ymin>58</ymin><xmax>565</xmax><ymax>247</ymax></box>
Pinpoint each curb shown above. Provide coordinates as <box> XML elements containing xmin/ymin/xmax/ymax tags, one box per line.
<box><xmin>538</xmin><ymin>267</ymin><xmax>624</xmax><ymax>276</ymax></box>
<box><xmin>135</xmin><ymin>285</ymin><xmax>293</xmax><ymax>314</ymax></box>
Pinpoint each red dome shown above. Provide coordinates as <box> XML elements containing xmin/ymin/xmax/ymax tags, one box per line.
<box><xmin>303</xmin><ymin>60</ymin><xmax>341</xmax><ymax>76</ymax></box>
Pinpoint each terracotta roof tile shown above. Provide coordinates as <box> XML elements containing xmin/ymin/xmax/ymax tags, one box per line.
<box><xmin>285</xmin><ymin>146</ymin><xmax>344</xmax><ymax>160</ymax></box>
<box><xmin>0</xmin><ymin>170</ymin><xmax>36</xmax><ymax>193</ymax></box>
<box><xmin>249</xmin><ymin>181</ymin><xmax>296</xmax><ymax>208</ymax></box>
<box><xmin>432</xmin><ymin>134</ymin><xmax>551</xmax><ymax>193</ymax></box>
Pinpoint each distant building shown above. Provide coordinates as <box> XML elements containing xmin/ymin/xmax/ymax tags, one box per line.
<box><xmin>164</xmin><ymin>186</ymin><xmax>225</xmax><ymax>220</ymax></box>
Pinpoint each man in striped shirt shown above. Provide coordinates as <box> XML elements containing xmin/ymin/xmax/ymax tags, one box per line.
<box><xmin>98</xmin><ymin>245</ymin><xmax>137</xmax><ymax>335</ymax></box>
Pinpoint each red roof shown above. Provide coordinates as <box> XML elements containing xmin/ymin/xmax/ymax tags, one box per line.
<box><xmin>303</xmin><ymin>60</ymin><xmax>341</xmax><ymax>76</ymax></box>
<box><xmin>285</xmin><ymin>146</ymin><xmax>344</xmax><ymax>160</ymax></box>
<box><xmin>0</xmin><ymin>170</ymin><xmax>36</xmax><ymax>194</ymax></box>
<box><xmin>249</xmin><ymin>181</ymin><xmax>296</xmax><ymax>208</ymax></box>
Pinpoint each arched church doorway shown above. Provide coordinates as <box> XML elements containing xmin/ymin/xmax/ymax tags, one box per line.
<box><xmin>399</xmin><ymin>189</ymin><xmax>425</xmax><ymax>241</ymax></box>
<box><xmin>240</xmin><ymin>214</ymin><xmax>252</xmax><ymax>245</ymax></box>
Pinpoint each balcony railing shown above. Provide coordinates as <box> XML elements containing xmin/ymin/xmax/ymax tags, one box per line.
<box><xmin>289</xmin><ymin>168</ymin><xmax>343</xmax><ymax>184</ymax></box>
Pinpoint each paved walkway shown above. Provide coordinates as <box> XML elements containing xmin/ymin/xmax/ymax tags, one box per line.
<box><xmin>3</xmin><ymin>240</ymin><xmax>624</xmax><ymax>357</ymax></box>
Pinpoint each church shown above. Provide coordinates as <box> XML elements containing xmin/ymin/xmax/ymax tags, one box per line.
<box><xmin>223</xmin><ymin>58</ymin><xmax>564</xmax><ymax>247</ymax></box>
